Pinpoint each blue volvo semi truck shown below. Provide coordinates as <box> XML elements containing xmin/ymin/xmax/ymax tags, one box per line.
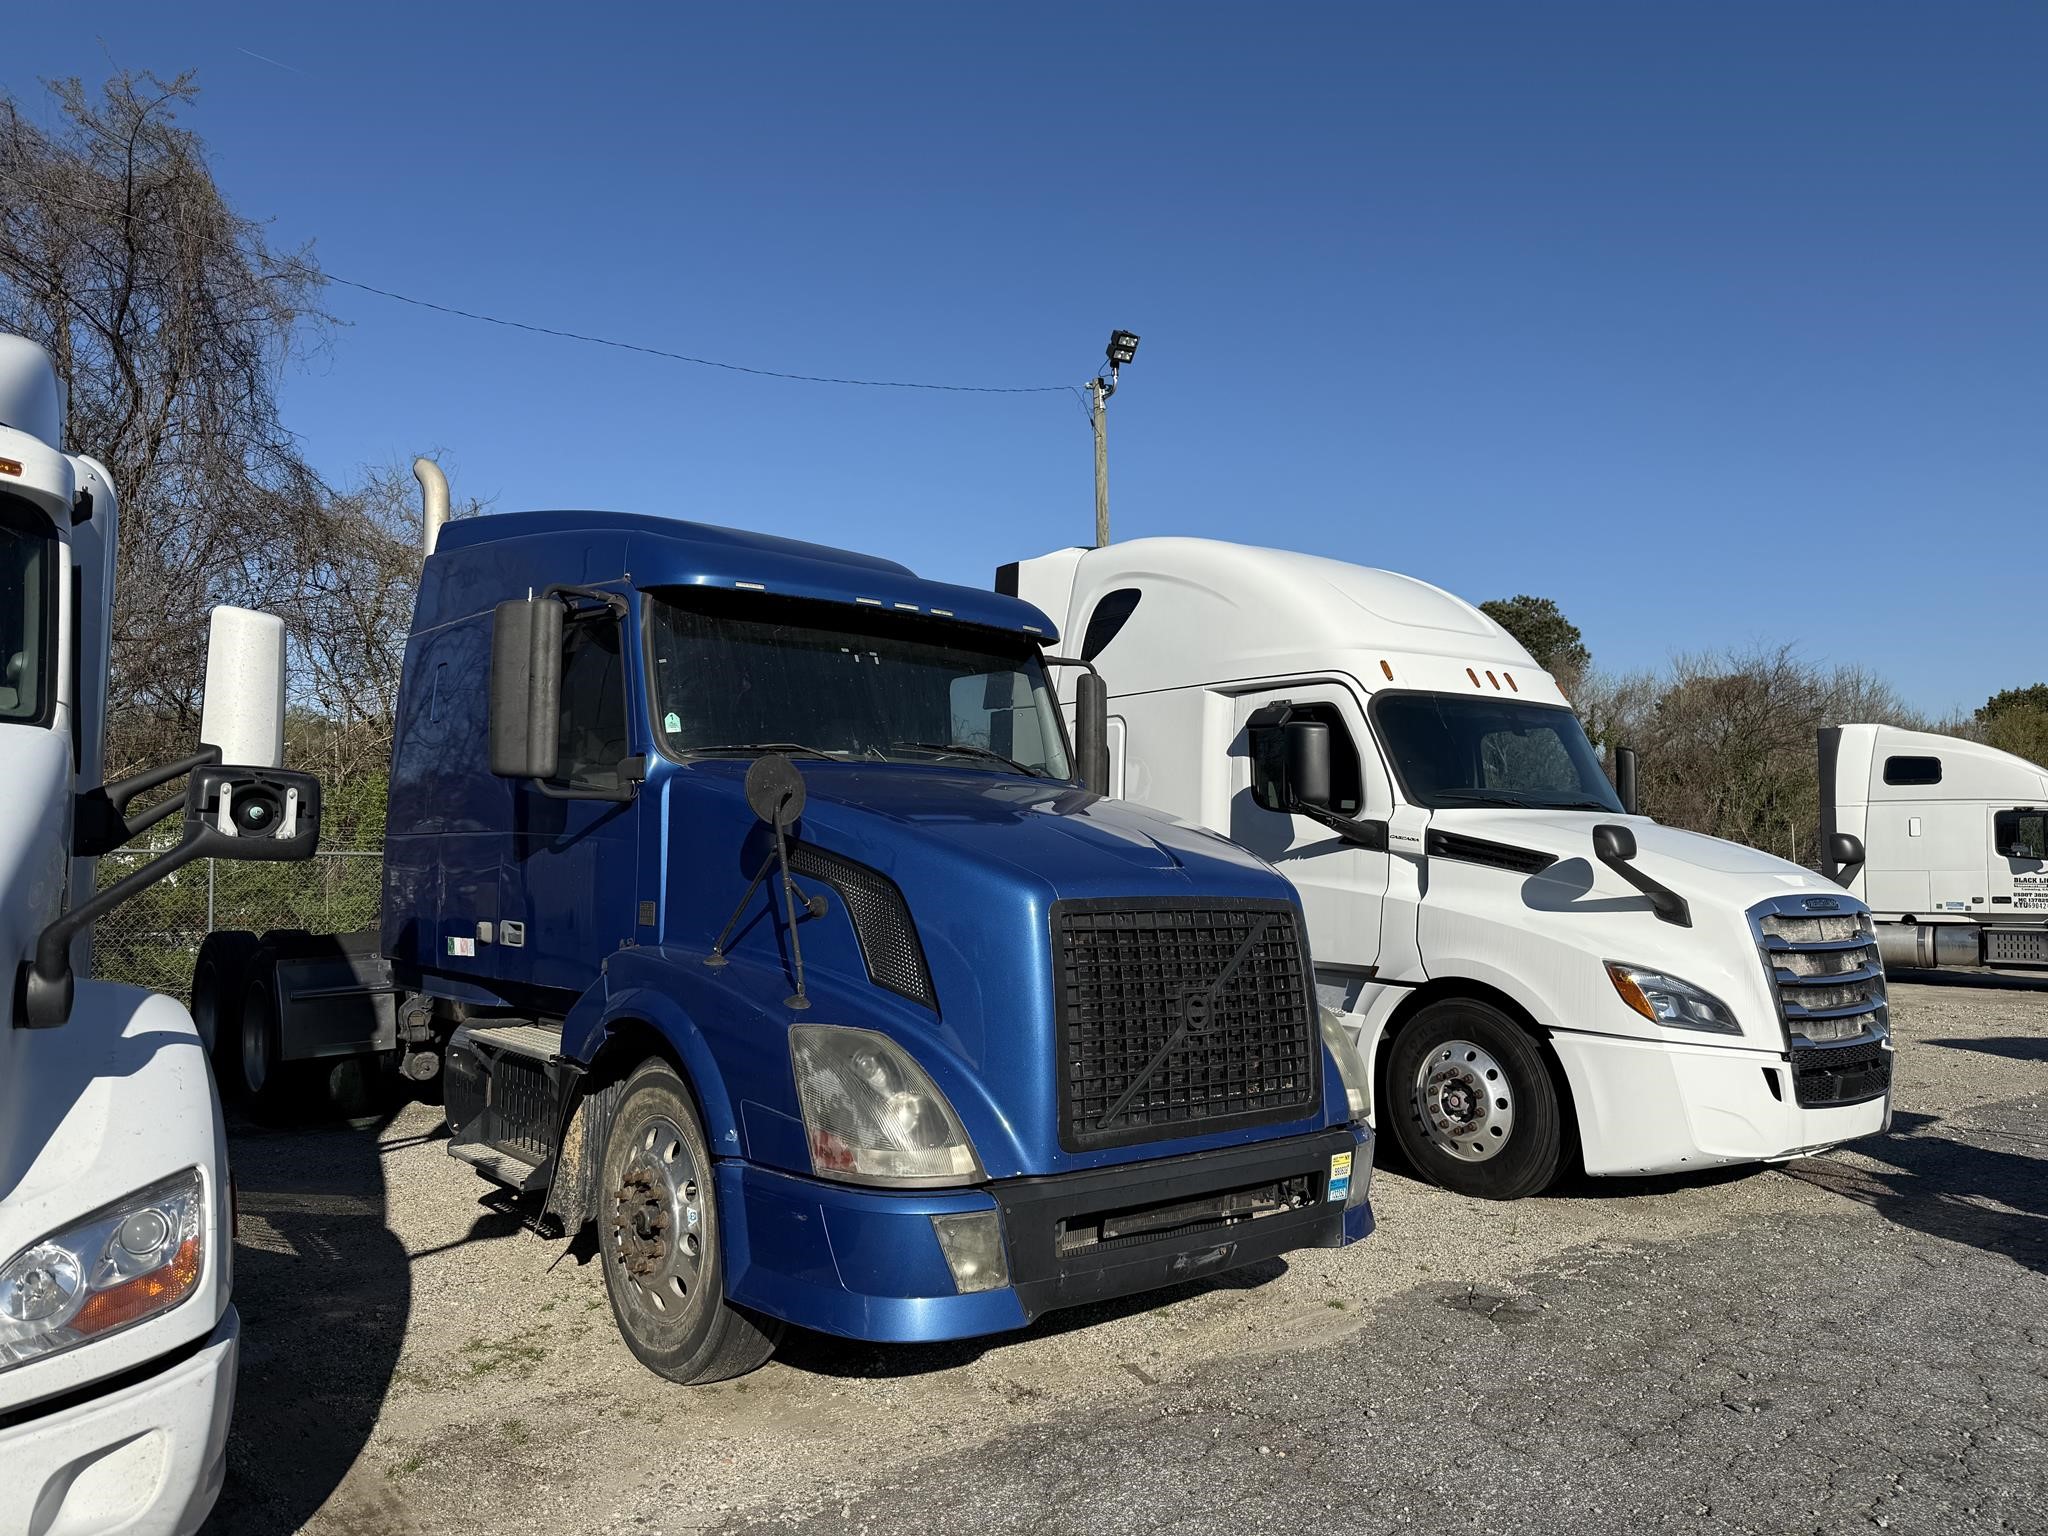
<box><xmin>196</xmin><ymin>480</ymin><xmax>1376</xmax><ymax>1382</ymax></box>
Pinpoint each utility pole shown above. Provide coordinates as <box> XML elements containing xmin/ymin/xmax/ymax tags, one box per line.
<box><xmin>1092</xmin><ymin>330</ymin><xmax>1140</xmax><ymax>546</ymax></box>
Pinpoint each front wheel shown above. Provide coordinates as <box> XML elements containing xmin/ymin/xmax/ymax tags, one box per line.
<box><xmin>1384</xmin><ymin>999</ymin><xmax>1565</xmax><ymax>1200</ymax></box>
<box><xmin>597</xmin><ymin>1059</ymin><xmax>783</xmax><ymax>1384</ymax></box>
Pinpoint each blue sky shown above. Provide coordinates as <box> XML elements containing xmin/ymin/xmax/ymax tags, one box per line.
<box><xmin>8</xmin><ymin>4</ymin><xmax>2043</xmax><ymax>716</ymax></box>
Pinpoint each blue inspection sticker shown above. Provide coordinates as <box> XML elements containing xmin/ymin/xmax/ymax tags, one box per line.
<box><xmin>1327</xmin><ymin>1150</ymin><xmax>1353</xmax><ymax>1203</ymax></box>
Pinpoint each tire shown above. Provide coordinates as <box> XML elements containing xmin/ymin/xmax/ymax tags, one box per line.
<box><xmin>193</xmin><ymin>930</ymin><xmax>260</xmax><ymax>1066</ymax></box>
<box><xmin>1384</xmin><ymin>998</ymin><xmax>1564</xmax><ymax>1200</ymax></box>
<box><xmin>235</xmin><ymin>968</ymin><xmax>304</xmax><ymax>1121</ymax></box>
<box><xmin>597</xmin><ymin>1059</ymin><xmax>783</xmax><ymax>1384</ymax></box>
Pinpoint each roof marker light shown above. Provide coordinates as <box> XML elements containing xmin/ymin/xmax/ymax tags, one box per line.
<box><xmin>1486</xmin><ymin>670</ymin><xmax>1499</xmax><ymax>689</ymax></box>
<box><xmin>894</xmin><ymin>603</ymin><xmax>919</xmax><ymax>612</ymax></box>
<box><xmin>1379</xmin><ymin>660</ymin><xmax>1394</xmax><ymax>681</ymax></box>
<box><xmin>0</xmin><ymin>458</ymin><xmax>20</xmax><ymax>477</ymax></box>
<box><xmin>1466</xmin><ymin>668</ymin><xmax>1481</xmax><ymax>687</ymax></box>
<box><xmin>931</xmin><ymin>608</ymin><xmax>953</xmax><ymax>618</ymax></box>
<box><xmin>856</xmin><ymin>597</ymin><xmax>883</xmax><ymax>606</ymax></box>
<box><xmin>1505</xmin><ymin>672</ymin><xmax>1518</xmax><ymax>692</ymax></box>
<box><xmin>1022</xmin><ymin>624</ymin><xmax>1044</xmax><ymax>634</ymax></box>
<box><xmin>735</xmin><ymin>580</ymin><xmax>766</xmax><ymax>591</ymax></box>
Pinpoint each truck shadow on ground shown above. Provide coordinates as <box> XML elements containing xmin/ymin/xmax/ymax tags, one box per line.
<box><xmin>1924</xmin><ymin>1035</ymin><xmax>2048</xmax><ymax>1063</ymax></box>
<box><xmin>1886</xmin><ymin>967</ymin><xmax>2048</xmax><ymax>994</ymax></box>
<box><xmin>1786</xmin><ymin>1109</ymin><xmax>2048</xmax><ymax>1277</ymax></box>
<box><xmin>204</xmin><ymin>1096</ymin><xmax>419</xmax><ymax>1536</ymax></box>
<box><xmin>771</xmin><ymin>1257</ymin><xmax>1294</xmax><ymax>1380</ymax></box>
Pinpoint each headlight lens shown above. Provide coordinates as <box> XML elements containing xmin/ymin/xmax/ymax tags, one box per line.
<box><xmin>0</xmin><ymin>1168</ymin><xmax>207</xmax><ymax>1370</ymax></box>
<box><xmin>1319</xmin><ymin>1006</ymin><xmax>1371</xmax><ymax>1122</ymax></box>
<box><xmin>1606</xmin><ymin>963</ymin><xmax>1742</xmax><ymax>1034</ymax></box>
<box><xmin>790</xmin><ymin>1026</ymin><xmax>984</xmax><ymax>1186</ymax></box>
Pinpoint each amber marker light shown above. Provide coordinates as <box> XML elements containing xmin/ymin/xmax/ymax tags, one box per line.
<box><xmin>0</xmin><ymin>458</ymin><xmax>22</xmax><ymax>477</ymax></box>
<box><xmin>1379</xmin><ymin>659</ymin><xmax>1394</xmax><ymax>681</ymax></box>
<box><xmin>70</xmin><ymin>1236</ymin><xmax>203</xmax><ymax>1335</ymax></box>
<box><xmin>1606</xmin><ymin>963</ymin><xmax>1657</xmax><ymax>1021</ymax></box>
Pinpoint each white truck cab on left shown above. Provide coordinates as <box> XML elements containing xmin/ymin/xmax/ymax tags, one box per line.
<box><xmin>0</xmin><ymin>333</ymin><xmax>322</xmax><ymax>1535</ymax></box>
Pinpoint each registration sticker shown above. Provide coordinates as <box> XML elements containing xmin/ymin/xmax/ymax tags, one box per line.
<box><xmin>1327</xmin><ymin>1150</ymin><xmax>1353</xmax><ymax>1203</ymax></box>
<box><xmin>445</xmin><ymin>936</ymin><xmax>476</xmax><ymax>957</ymax></box>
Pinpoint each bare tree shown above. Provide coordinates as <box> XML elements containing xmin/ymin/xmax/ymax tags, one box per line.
<box><xmin>0</xmin><ymin>70</ymin><xmax>327</xmax><ymax>774</ymax></box>
<box><xmin>1577</xmin><ymin>646</ymin><xmax>1927</xmax><ymax>865</ymax></box>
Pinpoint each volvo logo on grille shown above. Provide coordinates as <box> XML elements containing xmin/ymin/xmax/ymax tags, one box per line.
<box><xmin>1801</xmin><ymin>896</ymin><xmax>1842</xmax><ymax>911</ymax></box>
<box><xmin>1182</xmin><ymin>993</ymin><xmax>1214</xmax><ymax>1032</ymax></box>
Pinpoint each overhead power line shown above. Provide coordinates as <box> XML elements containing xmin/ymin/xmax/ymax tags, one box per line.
<box><xmin>306</xmin><ymin>268</ymin><xmax>1077</xmax><ymax>395</ymax></box>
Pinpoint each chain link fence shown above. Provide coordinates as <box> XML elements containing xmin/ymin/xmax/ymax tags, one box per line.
<box><xmin>90</xmin><ymin>846</ymin><xmax>383</xmax><ymax>1005</ymax></box>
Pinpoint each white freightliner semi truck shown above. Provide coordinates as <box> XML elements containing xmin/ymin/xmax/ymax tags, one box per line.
<box><xmin>0</xmin><ymin>333</ymin><xmax>321</xmax><ymax>1533</ymax></box>
<box><xmin>1000</xmin><ymin>538</ymin><xmax>1894</xmax><ymax>1199</ymax></box>
<box><xmin>1820</xmin><ymin>723</ymin><xmax>2048</xmax><ymax>973</ymax></box>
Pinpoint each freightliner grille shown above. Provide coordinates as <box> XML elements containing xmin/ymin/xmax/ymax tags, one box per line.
<box><xmin>1747</xmin><ymin>896</ymin><xmax>1893</xmax><ymax>1108</ymax></box>
<box><xmin>1052</xmin><ymin>899</ymin><xmax>1320</xmax><ymax>1152</ymax></box>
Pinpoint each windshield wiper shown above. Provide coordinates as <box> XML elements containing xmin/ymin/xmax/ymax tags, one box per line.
<box><xmin>888</xmin><ymin>740</ymin><xmax>1051</xmax><ymax>777</ymax></box>
<box><xmin>1431</xmin><ymin>790</ymin><xmax>1534</xmax><ymax>808</ymax></box>
<box><xmin>688</xmin><ymin>742</ymin><xmax>841</xmax><ymax>760</ymax></box>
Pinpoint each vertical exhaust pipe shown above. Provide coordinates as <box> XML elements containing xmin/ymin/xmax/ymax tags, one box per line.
<box><xmin>414</xmin><ymin>457</ymin><xmax>449</xmax><ymax>556</ymax></box>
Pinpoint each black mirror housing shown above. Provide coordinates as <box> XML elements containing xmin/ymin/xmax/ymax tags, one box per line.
<box><xmin>1827</xmin><ymin>831</ymin><xmax>1865</xmax><ymax>871</ymax></box>
<box><xmin>1073</xmin><ymin>670</ymin><xmax>1111</xmax><ymax>796</ymax></box>
<box><xmin>1283</xmin><ymin>720</ymin><xmax>1334</xmax><ymax>811</ymax></box>
<box><xmin>1593</xmin><ymin>823</ymin><xmax>1637</xmax><ymax>864</ymax></box>
<box><xmin>183</xmin><ymin>764</ymin><xmax>322</xmax><ymax>861</ymax></box>
<box><xmin>489</xmin><ymin>596</ymin><xmax>563</xmax><ymax>779</ymax></box>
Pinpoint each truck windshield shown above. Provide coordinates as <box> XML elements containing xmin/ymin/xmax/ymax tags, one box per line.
<box><xmin>646</xmin><ymin>589</ymin><xmax>1073</xmax><ymax>779</ymax></box>
<box><xmin>1372</xmin><ymin>692</ymin><xmax>1623</xmax><ymax>812</ymax></box>
<box><xmin>0</xmin><ymin>502</ymin><xmax>54</xmax><ymax>727</ymax></box>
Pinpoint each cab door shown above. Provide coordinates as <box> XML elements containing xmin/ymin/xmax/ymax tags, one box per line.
<box><xmin>498</xmin><ymin>596</ymin><xmax>643</xmax><ymax>996</ymax></box>
<box><xmin>1992</xmin><ymin>806</ymin><xmax>2048</xmax><ymax>916</ymax></box>
<box><xmin>1227</xmin><ymin>682</ymin><xmax>1391</xmax><ymax>996</ymax></box>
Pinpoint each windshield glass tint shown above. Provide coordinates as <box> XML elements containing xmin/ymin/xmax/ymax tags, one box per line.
<box><xmin>1372</xmin><ymin>693</ymin><xmax>1622</xmax><ymax>812</ymax></box>
<box><xmin>647</xmin><ymin>590</ymin><xmax>1072</xmax><ymax>778</ymax></box>
<box><xmin>0</xmin><ymin>505</ymin><xmax>53</xmax><ymax>725</ymax></box>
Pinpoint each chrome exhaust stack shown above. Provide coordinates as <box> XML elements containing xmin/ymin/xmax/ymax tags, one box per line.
<box><xmin>414</xmin><ymin>457</ymin><xmax>450</xmax><ymax>556</ymax></box>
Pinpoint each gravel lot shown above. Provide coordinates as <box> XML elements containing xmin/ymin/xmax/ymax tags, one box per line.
<box><xmin>205</xmin><ymin>977</ymin><xmax>2048</xmax><ymax>1536</ymax></box>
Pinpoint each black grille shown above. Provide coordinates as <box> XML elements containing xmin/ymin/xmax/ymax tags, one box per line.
<box><xmin>1053</xmin><ymin>899</ymin><xmax>1320</xmax><ymax>1152</ymax></box>
<box><xmin>1790</xmin><ymin>1040</ymin><xmax>1892</xmax><ymax>1107</ymax></box>
<box><xmin>789</xmin><ymin>843</ymin><xmax>936</xmax><ymax>1009</ymax></box>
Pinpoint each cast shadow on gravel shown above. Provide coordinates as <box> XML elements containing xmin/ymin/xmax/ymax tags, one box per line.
<box><xmin>206</xmin><ymin>1099</ymin><xmax>415</xmax><ymax>1536</ymax></box>
<box><xmin>1886</xmin><ymin>968</ymin><xmax>2048</xmax><ymax>994</ymax></box>
<box><xmin>1787</xmin><ymin>1109</ymin><xmax>2048</xmax><ymax>1277</ymax></box>
<box><xmin>1924</xmin><ymin>1035</ymin><xmax>2048</xmax><ymax>1064</ymax></box>
<box><xmin>772</xmin><ymin>1256</ymin><xmax>1293</xmax><ymax>1380</ymax></box>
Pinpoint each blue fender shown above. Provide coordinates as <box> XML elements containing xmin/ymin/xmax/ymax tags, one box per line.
<box><xmin>561</xmin><ymin>974</ymin><xmax>748</xmax><ymax>1159</ymax></box>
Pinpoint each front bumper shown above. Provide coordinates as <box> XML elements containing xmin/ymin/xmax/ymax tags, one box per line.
<box><xmin>0</xmin><ymin>1305</ymin><xmax>237</xmax><ymax>1536</ymax></box>
<box><xmin>1553</xmin><ymin>1030</ymin><xmax>1892</xmax><ymax>1177</ymax></box>
<box><xmin>721</xmin><ymin>1125</ymin><xmax>1372</xmax><ymax>1343</ymax></box>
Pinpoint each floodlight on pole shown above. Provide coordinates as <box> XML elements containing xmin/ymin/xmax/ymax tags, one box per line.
<box><xmin>1091</xmin><ymin>329</ymin><xmax>1139</xmax><ymax>547</ymax></box>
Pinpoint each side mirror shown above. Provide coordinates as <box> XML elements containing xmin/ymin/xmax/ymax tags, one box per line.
<box><xmin>1612</xmin><ymin>745</ymin><xmax>1640</xmax><ymax>816</ymax></box>
<box><xmin>25</xmin><ymin>760</ymin><xmax>322</xmax><ymax>1028</ymax></box>
<box><xmin>1827</xmin><ymin>831</ymin><xmax>1865</xmax><ymax>873</ymax></box>
<box><xmin>1073</xmin><ymin>669</ymin><xmax>1110</xmax><ymax>796</ymax></box>
<box><xmin>1283</xmin><ymin>721</ymin><xmax>1333</xmax><ymax>811</ymax></box>
<box><xmin>199</xmin><ymin>607</ymin><xmax>286</xmax><ymax>769</ymax></box>
<box><xmin>489</xmin><ymin>596</ymin><xmax>563</xmax><ymax>779</ymax></box>
<box><xmin>1593</xmin><ymin>823</ymin><xmax>1637</xmax><ymax>864</ymax></box>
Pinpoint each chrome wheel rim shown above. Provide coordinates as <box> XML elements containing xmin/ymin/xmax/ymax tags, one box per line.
<box><xmin>1412</xmin><ymin>1038</ymin><xmax>1514</xmax><ymax>1163</ymax></box>
<box><xmin>609</xmin><ymin>1116</ymin><xmax>705</xmax><ymax>1320</ymax></box>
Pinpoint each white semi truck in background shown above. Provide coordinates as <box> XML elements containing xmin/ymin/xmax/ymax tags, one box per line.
<box><xmin>1821</xmin><ymin>723</ymin><xmax>2048</xmax><ymax>973</ymax></box>
<box><xmin>0</xmin><ymin>333</ymin><xmax>321</xmax><ymax>1534</ymax></box>
<box><xmin>1000</xmin><ymin>538</ymin><xmax>1895</xmax><ymax>1200</ymax></box>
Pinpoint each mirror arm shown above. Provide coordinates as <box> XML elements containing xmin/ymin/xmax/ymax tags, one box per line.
<box><xmin>72</xmin><ymin>747</ymin><xmax>222</xmax><ymax>857</ymax></box>
<box><xmin>20</xmin><ymin>834</ymin><xmax>209</xmax><ymax>1028</ymax></box>
<box><xmin>1296</xmin><ymin>802</ymin><xmax>1389</xmax><ymax>851</ymax></box>
<box><xmin>1594</xmin><ymin>824</ymin><xmax>1692</xmax><ymax>927</ymax></box>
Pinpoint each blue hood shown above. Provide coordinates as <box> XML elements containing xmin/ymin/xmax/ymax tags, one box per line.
<box><xmin>650</xmin><ymin>760</ymin><xmax>1322</xmax><ymax>1176</ymax></box>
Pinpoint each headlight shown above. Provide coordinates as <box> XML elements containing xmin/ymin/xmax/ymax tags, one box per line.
<box><xmin>0</xmin><ymin>1168</ymin><xmax>207</xmax><ymax>1370</ymax></box>
<box><xmin>790</xmin><ymin>1026</ymin><xmax>984</xmax><ymax>1187</ymax></box>
<box><xmin>1319</xmin><ymin>1006</ymin><xmax>1371</xmax><ymax>1122</ymax></box>
<box><xmin>1605</xmin><ymin>963</ymin><xmax>1742</xmax><ymax>1035</ymax></box>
